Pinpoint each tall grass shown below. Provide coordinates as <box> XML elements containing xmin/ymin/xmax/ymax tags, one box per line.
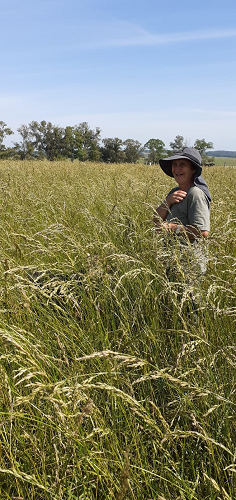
<box><xmin>0</xmin><ymin>160</ymin><xmax>235</xmax><ymax>499</ymax></box>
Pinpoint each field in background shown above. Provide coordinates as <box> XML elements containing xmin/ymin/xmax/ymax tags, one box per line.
<box><xmin>139</xmin><ymin>156</ymin><xmax>236</xmax><ymax>166</ymax></box>
<box><xmin>213</xmin><ymin>156</ymin><xmax>236</xmax><ymax>166</ymax></box>
<box><xmin>0</xmin><ymin>160</ymin><xmax>235</xmax><ymax>500</ymax></box>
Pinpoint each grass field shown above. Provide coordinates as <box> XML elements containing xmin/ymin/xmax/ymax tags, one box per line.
<box><xmin>139</xmin><ymin>156</ymin><xmax>236</xmax><ymax>167</ymax></box>
<box><xmin>0</xmin><ymin>160</ymin><xmax>235</xmax><ymax>500</ymax></box>
<box><xmin>213</xmin><ymin>157</ymin><xmax>236</xmax><ymax>167</ymax></box>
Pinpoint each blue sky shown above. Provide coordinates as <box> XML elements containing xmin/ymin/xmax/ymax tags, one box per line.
<box><xmin>1</xmin><ymin>0</ymin><xmax>236</xmax><ymax>150</ymax></box>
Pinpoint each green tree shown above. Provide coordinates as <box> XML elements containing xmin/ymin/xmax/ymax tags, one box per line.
<box><xmin>62</xmin><ymin>126</ymin><xmax>82</xmax><ymax>161</ymax></box>
<box><xmin>13</xmin><ymin>124</ymin><xmax>35</xmax><ymax>159</ymax></box>
<box><xmin>101</xmin><ymin>138</ymin><xmax>125</xmax><ymax>163</ymax></box>
<box><xmin>169</xmin><ymin>135</ymin><xmax>185</xmax><ymax>153</ymax></box>
<box><xmin>28</xmin><ymin>120</ymin><xmax>48</xmax><ymax>158</ymax></box>
<box><xmin>14</xmin><ymin>121</ymin><xmax>64</xmax><ymax>160</ymax></box>
<box><xmin>44</xmin><ymin>122</ymin><xmax>64</xmax><ymax>161</ymax></box>
<box><xmin>0</xmin><ymin>121</ymin><xmax>13</xmax><ymax>157</ymax></box>
<box><xmin>88</xmin><ymin>139</ymin><xmax>101</xmax><ymax>161</ymax></box>
<box><xmin>194</xmin><ymin>139</ymin><xmax>214</xmax><ymax>164</ymax></box>
<box><xmin>144</xmin><ymin>138</ymin><xmax>166</xmax><ymax>164</ymax></box>
<box><xmin>123</xmin><ymin>139</ymin><xmax>142</xmax><ymax>163</ymax></box>
<box><xmin>14</xmin><ymin>121</ymin><xmax>102</xmax><ymax>161</ymax></box>
<box><xmin>75</xmin><ymin>122</ymin><xmax>101</xmax><ymax>161</ymax></box>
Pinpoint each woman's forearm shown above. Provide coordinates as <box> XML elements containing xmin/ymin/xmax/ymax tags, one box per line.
<box><xmin>154</xmin><ymin>190</ymin><xmax>187</xmax><ymax>223</ymax></box>
<box><xmin>154</xmin><ymin>198</ymin><xmax>171</xmax><ymax>221</ymax></box>
<box><xmin>162</xmin><ymin>222</ymin><xmax>209</xmax><ymax>240</ymax></box>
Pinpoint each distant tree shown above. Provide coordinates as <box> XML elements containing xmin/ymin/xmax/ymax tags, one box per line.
<box><xmin>123</xmin><ymin>139</ymin><xmax>142</xmax><ymax>163</ymax></box>
<box><xmin>16</xmin><ymin>120</ymin><xmax>49</xmax><ymax>159</ymax></box>
<box><xmin>101</xmin><ymin>138</ymin><xmax>125</xmax><ymax>163</ymax></box>
<box><xmin>75</xmin><ymin>122</ymin><xmax>101</xmax><ymax>161</ymax></box>
<box><xmin>14</xmin><ymin>121</ymin><xmax>64</xmax><ymax>160</ymax></box>
<box><xmin>144</xmin><ymin>139</ymin><xmax>166</xmax><ymax>164</ymax></box>
<box><xmin>62</xmin><ymin>126</ymin><xmax>75</xmax><ymax>160</ymax></box>
<box><xmin>13</xmin><ymin>120</ymin><xmax>102</xmax><ymax>161</ymax></box>
<box><xmin>169</xmin><ymin>135</ymin><xmax>185</xmax><ymax>153</ymax></box>
<box><xmin>194</xmin><ymin>139</ymin><xmax>214</xmax><ymax>164</ymax></box>
<box><xmin>62</xmin><ymin>126</ymin><xmax>82</xmax><ymax>161</ymax></box>
<box><xmin>0</xmin><ymin>121</ymin><xmax>13</xmax><ymax>157</ymax></box>
<box><xmin>29</xmin><ymin>120</ymin><xmax>48</xmax><ymax>158</ymax></box>
<box><xmin>13</xmin><ymin>124</ymin><xmax>35</xmax><ymax>159</ymax></box>
<box><xmin>60</xmin><ymin>123</ymin><xmax>101</xmax><ymax>161</ymax></box>
<box><xmin>88</xmin><ymin>139</ymin><xmax>101</xmax><ymax>161</ymax></box>
<box><xmin>44</xmin><ymin>123</ymin><xmax>64</xmax><ymax>161</ymax></box>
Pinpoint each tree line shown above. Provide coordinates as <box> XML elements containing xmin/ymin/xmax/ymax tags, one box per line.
<box><xmin>0</xmin><ymin>121</ymin><xmax>214</xmax><ymax>164</ymax></box>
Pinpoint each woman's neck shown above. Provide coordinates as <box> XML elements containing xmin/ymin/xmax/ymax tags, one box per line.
<box><xmin>178</xmin><ymin>180</ymin><xmax>194</xmax><ymax>191</ymax></box>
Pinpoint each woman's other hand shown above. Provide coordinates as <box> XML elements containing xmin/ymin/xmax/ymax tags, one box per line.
<box><xmin>153</xmin><ymin>220</ymin><xmax>172</xmax><ymax>233</ymax></box>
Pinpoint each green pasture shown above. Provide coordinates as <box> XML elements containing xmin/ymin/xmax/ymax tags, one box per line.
<box><xmin>213</xmin><ymin>156</ymin><xmax>236</xmax><ymax>166</ymax></box>
<box><xmin>0</xmin><ymin>160</ymin><xmax>235</xmax><ymax>499</ymax></box>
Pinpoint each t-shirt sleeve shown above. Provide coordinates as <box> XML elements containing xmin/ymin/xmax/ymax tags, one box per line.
<box><xmin>166</xmin><ymin>186</ymin><xmax>179</xmax><ymax>198</ymax></box>
<box><xmin>187</xmin><ymin>188</ymin><xmax>210</xmax><ymax>231</ymax></box>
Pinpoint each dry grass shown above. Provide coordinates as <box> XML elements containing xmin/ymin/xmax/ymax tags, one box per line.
<box><xmin>0</xmin><ymin>160</ymin><xmax>235</xmax><ymax>499</ymax></box>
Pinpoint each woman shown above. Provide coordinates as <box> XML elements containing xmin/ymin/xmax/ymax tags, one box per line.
<box><xmin>153</xmin><ymin>147</ymin><xmax>211</xmax><ymax>274</ymax></box>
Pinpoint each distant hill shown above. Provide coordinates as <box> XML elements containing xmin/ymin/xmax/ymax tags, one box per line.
<box><xmin>207</xmin><ymin>150</ymin><xmax>236</xmax><ymax>158</ymax></box>
<box><xmin>142</xmin><ymin>149</ymin><xmax>236</xmax><ymax>159</ymax></box>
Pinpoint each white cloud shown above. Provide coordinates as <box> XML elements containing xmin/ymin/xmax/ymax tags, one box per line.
<box><xmin>0</xmin><ymin>95</ymin><xmax>22</xmax><ymax>108</ymax></box>
<box><xmin>75</xmin><ymin>22</ymin><xmax>236</xmax><ymax>49</ymax></box>
<box><xmin>220</xmin><ymin>111</ymin><xmax>236</xmax><ymax>116</ymax></box>
<box><xmin>37</xmin><ymin>21</ymin><xmax>236</xmax><ymax>52</ymax></box>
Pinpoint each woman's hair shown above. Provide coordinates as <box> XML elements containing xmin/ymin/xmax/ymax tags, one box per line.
<box><xmin>190</xmin><ymin>162</ymin><xmax>197</xmax><ymax>172</ymax></box>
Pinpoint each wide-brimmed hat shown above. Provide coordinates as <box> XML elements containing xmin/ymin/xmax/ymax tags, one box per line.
<box><xmin>159</xmin><ymin>147</ymin><xmax>211</xmax><ymax>202</ymax></box>
<box><xmin>159</xmin><ymin>147</ymin><xmax>202</xmax><ymax>178</ymax></box>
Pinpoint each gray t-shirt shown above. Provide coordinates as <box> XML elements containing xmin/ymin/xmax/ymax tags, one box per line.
<box><xmin>166</xmin><ymin>186</ymin><xmax>210</xmax><ymax>231</ymax></box>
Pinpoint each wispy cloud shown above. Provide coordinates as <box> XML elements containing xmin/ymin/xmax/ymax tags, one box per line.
<box><xmin>77</xmin><ymin>22</ymin><xmax>236</xmax><ymax>49</ymax></box>
<box><xmin>4</xmin><ymin>19</ymin><xmax>236</xmax><ymax>58</ymax></box>
<box><xmin>220</xmin><ymin>111</ymin><xmax>236</xmax><ymax>116</ymax></box>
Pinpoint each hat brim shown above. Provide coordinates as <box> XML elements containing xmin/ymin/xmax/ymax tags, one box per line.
<box><xmin>159</xmin><ymin>154</ymin><xmax>202</xmax><ymax>178</ymax></box>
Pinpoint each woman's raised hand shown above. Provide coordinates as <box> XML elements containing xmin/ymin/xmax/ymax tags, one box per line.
<box><xmin>166</xmin><ymin>190</ymin><xmax>187</xmax><ymax>206</ymax></box>
<box><xmin>154</xmin><ymin>189</ymin><xmax>188</xmax><ymax>224</ymax></box>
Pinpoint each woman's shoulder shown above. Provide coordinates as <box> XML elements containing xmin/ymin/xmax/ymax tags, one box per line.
<box><xmin>167</xmin><ymin>186</ymin><xmax>179</xmax><ymax>196</ymax></box>
<box><xmin>188</xmin><ymin>186</ymin><xmax>210</xmax><ymax>207</ymax></box>
<box><xmin>188</xmin><ymin>186</ymin><xmax>207</xmax><ymax>198</ymax></box>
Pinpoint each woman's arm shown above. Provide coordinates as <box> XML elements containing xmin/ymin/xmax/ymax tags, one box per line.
<box><xmin>154</xmin><ymin>190</ymin><xmax>188</xmax><ymax>220</ymax></box>
<box><xmin>154</xmin><ymin>188</ymin><xmax>210</xmax><ymax>240</ymax></box>
<box><xmin>153</xmin><ymin>190</ymin><xmax>187</xmax><ymax>227</ymax></box>
<box><xmin>162</xmin><ymin>222</ymin><xmax>209</xmax><ymax>240</ymax></box>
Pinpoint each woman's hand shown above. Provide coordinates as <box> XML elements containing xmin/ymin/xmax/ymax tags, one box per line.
<box><xmin>166</xmin><ymin>190</ymin><xmax>187</xmax><ymax>205</ymax></box>
<box><xmin>154</xmin><ymin>220</ymin><xmax>209</xmax><ymax>240</ymax></box>
<box><xmin>154</xmin><ymin>220</ymin><xmax>173</xmax><ymax>233</ymax></box>
<box><xmin>154</xmin><ymin>190</ymin><xmax>187</xmax><ymax>223</ymax></box>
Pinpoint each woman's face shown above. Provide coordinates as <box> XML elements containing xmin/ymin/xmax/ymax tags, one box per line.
<box><xmin>172</xmin><ymin>158</ymin><xmax>195</xmax><ymax>188</ymax></box>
